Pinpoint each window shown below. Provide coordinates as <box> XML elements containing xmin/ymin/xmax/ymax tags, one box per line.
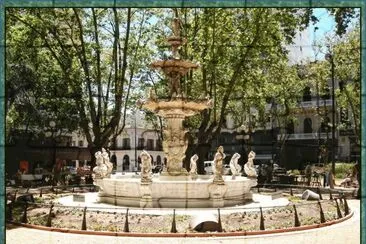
<box><xmin>147</xmin><ymin>139</ymin><xmax>154</xmax><ymax>150</ymax></box>
<box><xmin>122</xmin><ymin>138</ymin><xmax>131</xmax><ymax>149</ymax></box>
<box><xmin>286</xmin><ymin>121</ymin><xmax>294</xmax><ymax>134</ymax></box>
<box><xmin>123</xmin><ymin>155</ymin><xmax>130</xmax><ymax>171</ymax></box>
<box><xmin>304</xmin><ymin>118</ymin><xmax>312</xmax><ymax>133</ymax></box>
<box><xmin>78</xmin><ymin>140</ymin><xmax>84</xmax><ymax>147</ymax></box>
<box><xmin>157</xmin><ymin>155</ymin><xmax>162</xmax><ymax>165</ymax></box>
<box><xmin>156</xmin><ymin>140</ymin><xmax>163</xmax><ymax>150</ymax></box>
<box><xmin>150</xmin><ymin>155</ymin><xmax>154</xmax><ymax>165</ymax></box>
<box><xmin>110</xmin><ymin>155</ymin><xmax>117</xmax><ymax>170</ymax></box>
<box><xmin>321</xmin><ymin>85</ymin><xmax>330</xmax><ymax>100</ymax></box>
<box><xmin>303</xmin><ymin>86</ymin><xmax>312</xmax><ymax>101</ymax></box>
<box><xmin>138</xmin><ymin>138</ymin><xmax>145</xmax><ymax>149</ymax></box>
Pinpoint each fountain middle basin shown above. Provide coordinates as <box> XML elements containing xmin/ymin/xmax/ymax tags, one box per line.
<box><xmin>95</xmin><ymin>174</ymin><xmax>257</xmax><ymax>208</ymax></box>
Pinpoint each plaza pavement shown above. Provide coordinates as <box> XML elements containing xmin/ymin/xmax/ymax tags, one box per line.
<box><xmin>5</xmin><ymin>199</ymin><xmax>360</xmax><ymax>244</ymax></box>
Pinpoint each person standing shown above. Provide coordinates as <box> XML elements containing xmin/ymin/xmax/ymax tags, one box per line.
<box><xmin>304</xmin><ymin>163</ymin><xmax>312</xmax><ymax>186</ymax></box>
<box><xmin>353</xmin><ymin>161</ymin><xmax>360</xmax><ymax>199</ymax></box>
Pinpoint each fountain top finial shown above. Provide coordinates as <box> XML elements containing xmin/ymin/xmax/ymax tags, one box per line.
<box><xmin>150</xmin><ymin>12</ymin><xmax>199</xmax><ymax>98</ymax></box>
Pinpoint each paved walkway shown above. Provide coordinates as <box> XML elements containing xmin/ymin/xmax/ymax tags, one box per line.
<box><xmin>5</xmin><ymin>200</ymin><xmax>360</xmax><ymax>244</ymax></box>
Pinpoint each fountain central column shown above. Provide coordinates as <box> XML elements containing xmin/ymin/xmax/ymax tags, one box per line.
<box><xmin>162</xmin><ymin>115</ymin><xmax>188</xmax><ymax>175</ymax></box>
<box><xmin>141</xmin><ymin>16</ymin><xmax>212</xmax><ymax>176</ymax></box>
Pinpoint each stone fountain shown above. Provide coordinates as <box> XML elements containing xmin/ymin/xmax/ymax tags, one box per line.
<box><xmin>93</xmin><ymin>16</ymin><xmax>257</xmax><ymax>208</ymax></box>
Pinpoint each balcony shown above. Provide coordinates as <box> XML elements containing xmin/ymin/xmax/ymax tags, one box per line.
<box><xmin>277</xmin><ymin>133</ymin><xmax>333</xmax><ymax>140</ymax></box>
<box><xmin>298</xmin><ymin>99</ymin><xmax>332</xmax><ymax>109</ymax></box>
<box><xmin>265</xmin><ymin>99</ymin><xmax>333</xmax><ymax>112</ymax></box>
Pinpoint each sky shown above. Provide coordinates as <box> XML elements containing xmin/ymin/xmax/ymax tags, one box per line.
<box><xmin>287</xmin><ymin>8</ymin><xmax>336</xmax><ymax>64</ymax></box>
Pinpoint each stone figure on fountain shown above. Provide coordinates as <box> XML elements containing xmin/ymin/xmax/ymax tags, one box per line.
<box><xmin>230</xmin><ymin>153</ymin><xmax>242</xmax><ymax>179</ymax></box>
<box><xmin>189</xmin><ymin>154</ymin><xmax>198</xmax><ymax>177</ymax></box>
<box><xmin>169</xmin><ymin>72</ymin><xmax>182</xmax><ymax>98</ymax></box>
<box><xmin>101</xmin><ymin>148</ymin><xmax>113</xmax><ymax>177</ymax></box>
<box><xmin>140</xmin><ymin>150</ymin><xmax>152</xmax><ymax>183</ymax></box>
<box><xmin>93</xmin><ymin>151</ymin><xmax>108</xmax><ymax>179</ymax></box>
<box><xmin>213</xmin><ymin>146</ymin><xmax>226</xmax><ymax>184</ymax></box>
<box><xmin>244</xmin><ymin>151</ymin><xmax>257</xmax><ymax>178</ymax></box>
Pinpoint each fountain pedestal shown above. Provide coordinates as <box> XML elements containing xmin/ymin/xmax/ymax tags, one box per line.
<box><xmin>208</xmin><ymin>183</ymin><xmax>228</xmax><ymax>208</ymax></box>
<box><xmin>140</xmin><ymin>183</ymin><xmax>153</xmax><ymax>208</ymax></box>
<box><xmin>143</xmin><ymin>98</ymin><xmax>211</xmax><ymax>176</ymax></box>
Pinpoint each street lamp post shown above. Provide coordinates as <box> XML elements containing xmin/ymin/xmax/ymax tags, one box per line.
<box><xmin>240</xmin><ymin>121</ymin><xmax>255</xmax><ymax>152</ymax></box>
<box><xmin>134</xmin><ymin>111</ymin><xmax>138</xmax><ymax>171</ymax></box>
<box><xmin>235</xmin><ymin>125</ymin><xmax>246</xmax><ymax>156</ymax></box>
<box><xmin>45</xmin><ymin>120</ymin><xmax>57</xmax><ymax>185</ymax></box>
<box><xmin>325</xmin><ymin>52</ymin><xmax>336</xmax><ymax>175</ymax></box>
<box><xmin>270</xmin><ymin>98</ymin><xmax>276</xmax><ymax>162</ymax></box>
<box><xmin>45</xmin><ymin>121</ymin><xmax>57</xmax><ymax>168</ymax></box>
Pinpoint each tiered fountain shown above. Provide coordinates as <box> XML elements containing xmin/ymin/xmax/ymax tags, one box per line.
<box><xmin>93</xmin><ymin>16</ymin><xmax>257</xmax><ymax>208</ymax></box>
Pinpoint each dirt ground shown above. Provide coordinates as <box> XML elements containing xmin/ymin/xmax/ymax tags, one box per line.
<box><xmin>9</xmin><ymin>193</ymin><xmax>344</xmax><ymax>233</ymax></box>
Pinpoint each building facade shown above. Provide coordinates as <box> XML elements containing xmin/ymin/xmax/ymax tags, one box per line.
<box><xmin>213</xmin><ymin>79</ymin><xmax>359</xmax><ymax>170</ymax></box>
<box><xmin>70</xmin><ymin>111</ymin><xmax>165</xmax><ymax>172</ymax></box>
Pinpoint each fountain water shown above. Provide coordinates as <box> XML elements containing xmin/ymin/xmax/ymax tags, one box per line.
<box><xmin>93</xmin><ymin>14</ymin><xmax>257</xmax><ymax>208</ymax></box>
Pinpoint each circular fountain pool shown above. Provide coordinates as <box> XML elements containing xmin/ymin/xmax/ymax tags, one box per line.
<box><xmin>94</xmin><ymin>173</ymin><xmax>257</xmax><ymax>208</ymax></box>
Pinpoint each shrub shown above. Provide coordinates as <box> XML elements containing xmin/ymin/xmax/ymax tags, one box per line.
<box><xmin>321</xmin><ymin>162</ymin><xmax>355</xmax><ymax>179</ymax></box>
<box><xmin>334</xmin><ymin>162</ymin><xmax>355</xmax><ymax>179</ymax></box>
<box><xmin>288</xmin><ymin>169</ymin><xmax>300</xmax><ymax>175</ymax></box>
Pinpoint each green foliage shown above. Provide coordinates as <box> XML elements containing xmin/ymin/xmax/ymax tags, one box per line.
<box><xmin>29</xmin><ymin>214</ymin><xmax>48</xmax><ymax>226</ymax></box>
<box><xmin>334</xmin><ymin>162</ymin><xmax>355</xmax><ymax>179</ymax></box>
<box><xmin>6</xmin><ymin>8</ymin><xmax>360</xmax><ymax>167</ymax></box>
<box><xmin>327</xmin><ymin>8</ymin><xmax>359</xmax><ymax>36</ymax></box>
<box><xmin>288</xmin><ymin>169</ymin><xmax>300</xmax><ymax>175</ymax></box>
<box><xmin>176</xmin><ymin>8</ymin><xmax>310</xmax><ymax>147</ymax></box>
<box><xmin>6</xmin><ymin>8</ymin><xmax>160</xmax><ymax>154</ymax></box>
<box><xmin>288</xmin><ymin>196</ymin><xmax>302</xmax><ymax>203</ymax></box>
<box><xmin>333</xmin><ymin>27</ymin><xmax>360</xmax><ymax>144</ymax></box>
<box><xmin>307</xmin><ymin>25</ymin><xmax>360</xmax><ymax>145</ymax></box>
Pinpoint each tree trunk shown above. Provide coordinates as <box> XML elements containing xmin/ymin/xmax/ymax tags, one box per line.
<box><xmin>195</xmin><ymin>143</ymin><xmax>211</xmax><ymax>174</ymax></box>
<box><xmin>88</xmin><ymin>144</ymin><xmax>98</xmax><ymax>170</ymax></box>
<box><xmin>183</xmin><ymin>144</ymin><xmax>195</xmax><ymax>171</ymax></box>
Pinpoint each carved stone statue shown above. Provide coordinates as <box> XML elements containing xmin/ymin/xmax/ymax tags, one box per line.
<box><xmin>140</xmin><ymin>150</ymin><xmax>152</xmax><ymax>183</ymax></box>
<box><xmin>230</xmin><ymin>153</ymin><xmax>242</xmax><ymax>179</ymax></box>
<box><xmin>244</xmin><ymin>151</ymin><xmax>257</xmax><ymax>178</ymax></box>
<box><xmin>189</xmin><ymin>154</ymin><xmax>198</xmax><ymax>176</ymax></box>
<box><xmin>169</xmin><ymin>72</ymin><xmax>182</xmax><ymax>98</ymax></box>
<box><xmin>213</xmin><ymin>146</ymin><xmax>226</xmax><ymax>184</ymax></box>
<box><xmin>93</xmin><ymin>151</ymin><xmax>108</xmax><ymax>179</ymax></box>
<box><xmin>101</xmin><ymin>148</ymin><xmax>113</xmax><ymax>177</ymax></box>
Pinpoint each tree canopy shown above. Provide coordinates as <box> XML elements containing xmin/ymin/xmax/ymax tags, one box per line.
<box><xmin>6</xmin><ymin>8</ymin><xmax>360</xmax><ymax>169</ymax></box>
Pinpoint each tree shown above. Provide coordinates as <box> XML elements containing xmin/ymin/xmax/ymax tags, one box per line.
<box><xmin>6</xmin><ymin>8</ymin><xmax>158</xmax><ymax>166</ymax></box>
<box><xmin>297</xmin><ymin>22</ymin><xmax>360</xmax><ymax>163</ymax></box>
<box><xmin>332</xmin><ymin>26</ymin><xmax>360</xmax><ymax>145</ymax></box>
<box><xmin>142</xmin><ymin>8</ymin><xmax>312</xmax><ymax>173</ymax></box>
<box><xmin>7</xmin><ymin>8</ymin><xmax>359</xmax><ymax>172</ymax></box>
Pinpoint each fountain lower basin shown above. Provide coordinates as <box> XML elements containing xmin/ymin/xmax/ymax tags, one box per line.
<box><xmin>94</xmin><ymin>174</ymin><xmax>257</xmax><ymax>208</ymax></box>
